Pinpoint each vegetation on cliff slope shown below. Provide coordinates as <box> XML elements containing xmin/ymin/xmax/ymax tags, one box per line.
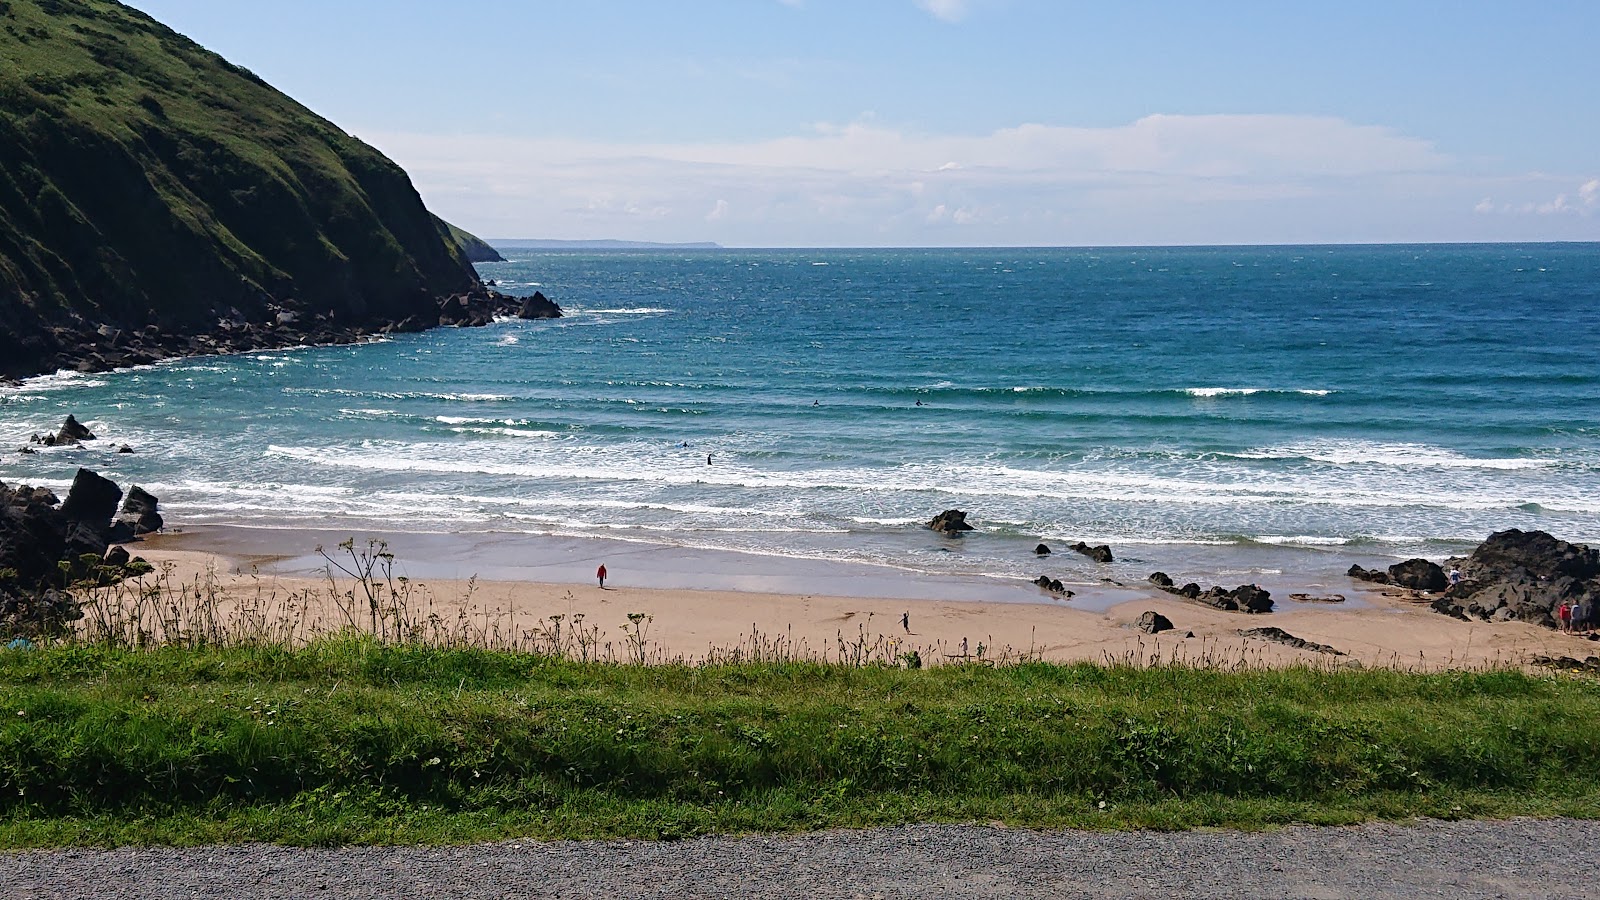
<box><xmin>0</xmin><ymin>0</ymin><xmax>482</xmax><ymax>378</ymax></box>
<box><xmin>434</xmin><ymin>214</ymin><xmax>505</xmax><ymax>264</ymax></box>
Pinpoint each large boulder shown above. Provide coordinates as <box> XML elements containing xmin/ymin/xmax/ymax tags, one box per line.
<box><xmin>928</xmin><ymin>509</ymin><xmax>974</xmax><ymax>534</ymax></box>
<box><xmin>1425</xmin><ymin>530</ymin><xmax>1600</xmax><ymax>627</ymax></box>
<box><xmin>57</xmin><ymin>414</ymin><xmax>96</xmax><ymax>443</ymax></box>
<box><xmin>115</xmin><ymin>485</ymin><xmax>164</xmax><ymax>538</ymax></box>
<box><xmin>1070</xmin><ymin>541</ymin><xmax>1114</xmax><ymax>563</ymax></box>
<box><xmin>1136</xmin><ymin>611</ymin><xmax>1174</xmax><ymax>634</ymax></box>
<box><xmin>58</xmin><ymin>468</ymin><xmax>123</xmax><ymax>559</ymax></box>
<box><xmin>1465</xmin><ymin>529</ymin><xmax>1600</xmax><ymax>582</ymax></box>
<box><xmin>59</xmin><ymin>468</ymin><xmax>122</xmax><ymax>529</ymax></box>
<box><xmin>517</xmin><ymin>291</ymin><xmax>563</xmax><ymax>320</ymax></box>
<box><xmin>1387</xmin><ymin>558</ymin><xmax>1447</xmax><ymax>592</ymax></box>
<box><xmin>0</xmin><ymin>482</ymin><xmax>68</xmax><ymax>586</ymax></box>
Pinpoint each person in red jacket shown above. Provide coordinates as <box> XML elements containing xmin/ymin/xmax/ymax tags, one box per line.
<box><xmin>597</xmin><ymin>564</ymin><xmax>607</xmax><ymax>589</ymax></box>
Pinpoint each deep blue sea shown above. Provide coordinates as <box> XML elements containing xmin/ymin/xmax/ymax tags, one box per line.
<box><xmin>4</xmin><ymin>244</ymin><xmax>1599</xmax><ymax>586</ymax></box>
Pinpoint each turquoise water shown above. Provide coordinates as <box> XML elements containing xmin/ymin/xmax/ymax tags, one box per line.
<box><xmin>3</xmin><ymin>244</ymin><xmax>1599</xmax><ymax>586</ymax></box>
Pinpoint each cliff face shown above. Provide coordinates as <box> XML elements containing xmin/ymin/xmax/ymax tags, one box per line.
<box><xmin>0</xmin><ymin>0</ymin><xmax>482</xmax><ymax>379</ymax></box>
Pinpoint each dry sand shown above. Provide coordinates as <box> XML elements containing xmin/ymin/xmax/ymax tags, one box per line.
<box><xmin>118</xmin><ymin>530</ymin><xmax>1600</xmax><ymax>670</ymax></box>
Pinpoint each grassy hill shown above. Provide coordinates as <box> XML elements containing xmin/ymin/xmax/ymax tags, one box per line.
<box><xmin>0</xmin><ymin>0</ymin><xmax>483</xmax><ymax>378</ymax></box>
<box><xmin>434</xmin><ymin>215</ymin><xmax>505</xmax><ymax>263</ymax></box>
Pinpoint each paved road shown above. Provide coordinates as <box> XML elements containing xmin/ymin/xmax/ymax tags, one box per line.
<box><xmin>5</xmin><ymin>818</ymin><xmax>1595</xmax><ymax>899</ymax></box>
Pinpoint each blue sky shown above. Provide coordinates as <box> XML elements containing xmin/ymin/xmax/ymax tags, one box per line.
<box><xmin>127</xmin><ymin>1</ymin><xmax>1599</xmax><ymax>246</ymax></box>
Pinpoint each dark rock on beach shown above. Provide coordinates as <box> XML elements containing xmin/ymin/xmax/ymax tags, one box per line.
<box><xmin>1034</xmin><ymin>543</ymin><xmax>1051</xmax><ymax>556</ymax></box>
<box><xmin>1241</xmin><ymin>626</ymin><xmax>1344</xmax><ymax>656</ymax></box>
<box><xmin>1388</xmin><ymin>558</ymin><xmax>1447</xmax><ymax>592</ymax></box>
<box><xmin>1070</xmin><ymin>542</ymin><xmax>1113</xmax><ymax>563</ymax></box>
<box><xmin>1032</xmin><ymin>575</ymin><xmax>1072</xmax><ymax>597</ymax></box>
<box><xmin>1136</xmin><ymin>611</ymin><xmax>1174</xmax><ymax>634</ymax></box>
<box><xmin>928</xmin><ymin>510</ymin><xmax>974</xmax><ymax>534</ymax></box>
<box><xmin>1350</xmin><ymin>559</ymin><xmax>1447</xmax><ymax>591</ymax></box>
<box><xmin>111</xmin><ymin>485</ymin><xmax>164</xmax><ymax>541</ymax></box>
<box><xmin>1</xmin><ymin>469</ymin><xmax>156</xmax><ymax>636</ymax></box>
<box><xmin>1150</xmin><ymin>572</ymin><xmax>1273</xmax><ymax>614</ymax></box>
<box><xmin>1425</xmin><ymin>529</ymin><xmax>1600</xmax><ymax>628</ymax></box>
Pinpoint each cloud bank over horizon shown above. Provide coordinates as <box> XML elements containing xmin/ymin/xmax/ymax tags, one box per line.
<box><xmin>368</xmin><ymin>114</ymin><xmax>1596</xmax><ymax>247</ymax></box>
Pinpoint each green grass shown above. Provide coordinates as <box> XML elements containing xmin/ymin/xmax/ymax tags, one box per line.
<box><xmin>1</xmin><ymin>638</ymin><xmax>1598</xmax><ymax>847</ymax></box>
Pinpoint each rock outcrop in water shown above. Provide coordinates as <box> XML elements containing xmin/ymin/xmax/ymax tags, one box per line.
<box><xmin>1425</xmin><ymin>529</ymin><xmax>1599</xmax><ymax>628</ymax></box>
<box><xmin>1070</xmin><ymin>542</ymin><xmax>1114</xmax><ymax>563</ymax></box>
<box><xmin>928</xmin><ymin>510</ymin><xmax>974</xmax><ymax>534</ymax></box>
<box><xmin>0</xmin><ymin>0</ymin><xmax>555</xmax><ymax>380</ymax></box>
<box><xmin>1</xmin><ymin>468</ymin><xmax>155</xmax><ymax>637</ymax></box>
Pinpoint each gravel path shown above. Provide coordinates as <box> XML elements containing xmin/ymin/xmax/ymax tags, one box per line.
<box><xmin>5</xmin><ymin>818</ymin><xmax>1596</xmax><ymax>899</ymax></box>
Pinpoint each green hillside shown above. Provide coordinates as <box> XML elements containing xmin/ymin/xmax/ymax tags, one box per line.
<box><xmin>0</xmin><ymin>0</ymin><xmax>482</xmax><ymax>378</ymax></box>
<box><xmin>434</xmin><ymin>215</ymin><xmax>505</xmax><ymax>263</ymax></box>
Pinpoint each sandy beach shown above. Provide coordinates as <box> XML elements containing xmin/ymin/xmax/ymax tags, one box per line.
<box><xmin>119</xmin><ymin>525</ymin><xmax>1597</xmax><ymax>670</ymax></box>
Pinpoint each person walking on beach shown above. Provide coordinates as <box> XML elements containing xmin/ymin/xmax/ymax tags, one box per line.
<box><xmin>1558</xmin><ymin>600</ymin><xmax>1571</xmax><ymax>633</ymax></box>
<box><xmin>900</xmin><ymin>611</ymin><xmax>910</xmax><ymax>633</ymax></box>
<box><xmin>1448</xmin><ymin>566</ymin><xmax>1462</xmax><ymax>588</ymax></box>
<box><xmin>597</xmin><ymin>564</ymin><xmax>607</xmax><ymax>589</ymax></box>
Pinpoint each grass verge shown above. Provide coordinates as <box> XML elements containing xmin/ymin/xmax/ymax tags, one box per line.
<box><xmin>1</xmin><ymin>638</ymin><xmax>1597</xmax><ymax>847</ymax></box>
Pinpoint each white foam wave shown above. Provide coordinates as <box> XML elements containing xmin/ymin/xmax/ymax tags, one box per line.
<box><xmin>1184</xmin><ymin>387</ymin><xmax>1332</xmax><ymax>398</ymax></box>
<box><xmin>285</xmin><ymin>388</ymin><xmax>515</xmax><ymax>403</ymax></box>
<box><xmin>256</xmin><ymin>442</ymin><xmax>1600</xmax><ymax>514</ymax></box>
<box><xmin>450</xmin><ymin>427</ymin><xmax>559</xmax><ymax>439</ymax></box>
<box><xmin>1254</xmin><ymin>535</ymin><xmax>1352</xmax><ymax>547</ymax></box>
<box><xmin>571</xmin><ymin>307</ymin><xmax>671</xmax><ymax>315</ymax></box>
<box><xmin>7</xmin><ymin>371</ymin><xmax>110</xmax><ymax>394</ymax></box>
<box><xmin>1235</xmin><ymin>440</ymin><xmax>1553</xmax><ymax>471</ymax></box>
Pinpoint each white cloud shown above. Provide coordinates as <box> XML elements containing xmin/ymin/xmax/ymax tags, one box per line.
<box><xmin>1475</xmin><ymin>177</ymin><xmax>1600</xmax><ymax>216</ymax></box>
<box><xmin>916</xmin><ymin>0</ymin><xmax>970</xmax><ymax>22</ymax></box>
<box><xmin>362</xmin><ymin>116</ymin><xmax>1598</xmax><ymax>245</ymax></box>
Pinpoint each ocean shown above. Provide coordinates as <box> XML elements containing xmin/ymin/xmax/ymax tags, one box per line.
<box><xmin>3</xmin><ymin>244</ymin><xmax>1599</xmax><ymax>591</ymax></box>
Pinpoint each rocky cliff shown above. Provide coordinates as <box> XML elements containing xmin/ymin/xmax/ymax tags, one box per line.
<box><xmin>0</xmin><ymin>0</ymin><xmax>488</xmax><ymax>379</ymax></box>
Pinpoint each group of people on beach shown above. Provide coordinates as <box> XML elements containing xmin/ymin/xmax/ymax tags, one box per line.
<box><xmin>1558</xmin><ymin>598</ymin><xmax>1595</xmax><ymax>634</ymax></box>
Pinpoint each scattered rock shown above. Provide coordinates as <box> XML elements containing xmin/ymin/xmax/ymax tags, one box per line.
<box><xmin>1070</xmin><ymin>542</ymin><xmax>1113</xmax><ymax>563</ymax></box>
<box><xmin>928</xmin><ymin>509</ymin><xmax>974</xmax><ymax>534</ymax></box>
<box><xmin>104</xmin><ymin>545</ymin><xmax>131</xmax><ymax>567</ymax></box>
<box><xmin>117</xmin><ymin>444</ymin><xmax>134</xmax><ymax>454</ymax></box>
<box><xmin>1136</xmin><ymin>611</ymin><xmax>1174</xmax><ymax>634</ymax></box>
<box><xmin>1151</xmin><ymin>574</ymin><xmax>1273</xmax><ymax>613</ymax></box>
<box><xmin>1034</xmin><ymin>543</ymin><xmax>1051</xmax><ymax>556</ymax></box>
<box><xmin>1530</xmin><ymin>654</ymin><xmax>1600</xmax><ymax>673</ymax></box>
<box><xmin>1240</xmin><ymin>626</ymin><xmax>1344</xmax><ymax>656</ymax></box>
